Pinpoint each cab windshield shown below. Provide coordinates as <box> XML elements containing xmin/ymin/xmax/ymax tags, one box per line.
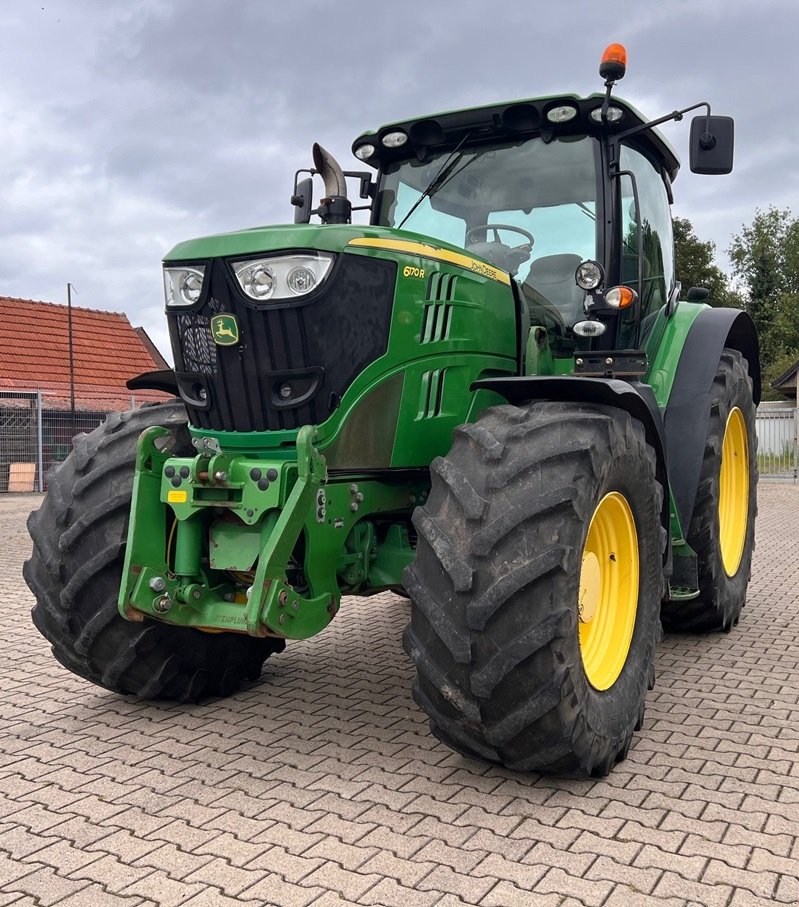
<box><xmin>376</xmin><ymin>135</ymin><xmax>599</xmax><ymax>331</ymax></box>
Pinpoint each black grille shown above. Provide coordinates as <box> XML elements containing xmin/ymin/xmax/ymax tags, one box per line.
<box><xmin>168</xmin><ymin>254</ymin><xmax>397</xmax><ymax>432</ymax></box>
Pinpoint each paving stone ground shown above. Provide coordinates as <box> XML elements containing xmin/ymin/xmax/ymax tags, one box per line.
<box><xmin>0</xmin><ymin>483</ymin><xmax>797</xmax><ymax>906</ymax></box>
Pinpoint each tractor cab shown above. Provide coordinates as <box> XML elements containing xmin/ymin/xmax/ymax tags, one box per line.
<box><xmin>353</xmin><ymin>93</ymin><xmax>731</xmax><ymax>360</ymax></box>
<box><xmin>293</xmin><ymin>45</ymin><xmax>733</xmax><ymax>366</ymax></box>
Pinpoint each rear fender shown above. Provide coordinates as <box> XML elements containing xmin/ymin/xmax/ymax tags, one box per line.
<box><xmin>659</xmin><ymin>308</ymin><xmax>759</xmax><ymax>534</ymax></box>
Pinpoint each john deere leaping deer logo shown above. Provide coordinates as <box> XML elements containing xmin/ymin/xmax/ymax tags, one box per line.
<box><xmin>210</xmin><ymin>314</ymin><xmax>239</xmax><ymax>346</ymax></box>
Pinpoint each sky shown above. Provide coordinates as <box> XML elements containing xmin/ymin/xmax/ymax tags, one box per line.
<box><xmin>2</xmin><ymin>0</ymin><xmax>798</xmax><ymax>361</ymax></box>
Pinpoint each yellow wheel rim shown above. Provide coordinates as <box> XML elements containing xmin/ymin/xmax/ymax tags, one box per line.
<box><xmin>719</xmin><ymin>407</ymin><xmax>749</xmax><ymax>577</ymax></box>
<box><xmin>578</xmin><ymin>492</ymin><xmax>639</xmax><ymax>691</ymax></box>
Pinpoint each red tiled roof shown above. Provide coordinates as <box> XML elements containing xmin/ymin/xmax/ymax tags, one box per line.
<box><xmin>0</xmin><ymin>296</ymin><xmax>170</xmax><ymax>411</ymax></box>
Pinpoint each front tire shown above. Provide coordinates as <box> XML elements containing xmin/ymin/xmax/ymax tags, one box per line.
<box><xmin>24</xmin><ymin>403</ymin><xmax>283</xmax><ymax>701</ymax></box>
<box><xmin>404</xmin><ymin>402</ymin><xmax>665</xmax><ymax>777</ymax></box>
<box><xmin>661</xmin><ymin>349</ymin><xmax>758</xmax><ymax>632</ymax></box>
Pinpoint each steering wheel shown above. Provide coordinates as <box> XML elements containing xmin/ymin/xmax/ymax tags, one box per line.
<box><xmin>465</xmin><ymin>224</ymin><xmax>534</xmax><ymax>277</ymax></box>
<box><xmin>466</xmin><ymin>224</ymin><xmax>535</xmax><ymax>246</ymax></box>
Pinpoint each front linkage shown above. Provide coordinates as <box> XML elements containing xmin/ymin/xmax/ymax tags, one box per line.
<box><xmin>119</xmin><ymin>424</ymin><xmax>425</xmax><ymax>640</ymax></box>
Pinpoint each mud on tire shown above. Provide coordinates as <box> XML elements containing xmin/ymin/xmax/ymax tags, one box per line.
<box><xmin>404</xmin><ymin>401</ymin><xmax>665</xmax><ymax>777</ymax></box>
<box><xmin>24</xmin><ymin>402</ymin><xmax>283</xmax><ymax>701</ymax></box>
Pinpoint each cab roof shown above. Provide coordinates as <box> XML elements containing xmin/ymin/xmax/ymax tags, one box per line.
<box><xmin>352</xmin><ymin>93</ymin><xmax>681</xmax><ymax>182</ymax></box>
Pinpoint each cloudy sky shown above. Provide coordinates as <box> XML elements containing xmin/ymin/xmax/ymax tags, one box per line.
<box><xmin>2</xmin><ymin>0</ymin><xmax>797</xmax><ymax>360</ymax></box>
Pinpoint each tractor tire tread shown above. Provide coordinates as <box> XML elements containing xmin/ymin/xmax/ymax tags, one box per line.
<box><xmin>405</xmin><ymin>401</ymin><xmax>664</xmax><ymax>776</ymax></box>
<box><xmin>662</xmin><ymin>349</ymin><xmax>758</xmax><ymax>632</ymax></box>
<box><xmin>25</xmin><ymin>401</ymin><xmax>283</xmax><ymax>701</ymax></box>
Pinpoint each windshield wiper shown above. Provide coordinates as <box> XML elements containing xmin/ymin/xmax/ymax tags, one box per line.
<box><xmin>397</xmin><ymin>132</ymin><xmax>472</xmax><ymax>231</ymax></box>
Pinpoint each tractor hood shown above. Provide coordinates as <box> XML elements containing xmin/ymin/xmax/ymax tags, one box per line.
<box><xmin>163</xmin><ymin>223</ymin><xmax>505</xmax><ymax>275</ymax></box>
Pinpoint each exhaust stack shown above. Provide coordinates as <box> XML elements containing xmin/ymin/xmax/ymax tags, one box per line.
<box><xmin>312</xmin><ymin>143</ymin><xmax>351</xmax><ymax>224</ymax></box>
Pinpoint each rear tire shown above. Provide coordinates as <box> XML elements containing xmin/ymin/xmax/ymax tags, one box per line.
<box><xmin>404</xmin><ymin>402</ymin><xmax>665</xmax><ymax>777</ymax></box>
<box><xmin>661</xmin><ymin>350</ymin><xmax>758</xmax><ymax>632</ymax></box>
<box><xmin>24</xmin><ymin>402</ymin><xmax>283</xmax><ymax>701</ymax></box>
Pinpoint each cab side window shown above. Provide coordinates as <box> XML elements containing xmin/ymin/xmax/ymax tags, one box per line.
<box><xmin>619</xmin><ymin>145</ymin><xmax>675</xmax><ymax>330</ymax></box>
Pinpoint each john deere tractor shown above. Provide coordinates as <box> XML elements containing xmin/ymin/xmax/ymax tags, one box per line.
<box><xmin>26</xmin><ymin>46</ymin><xmax>758</xmax><ymax>777</ymax></box>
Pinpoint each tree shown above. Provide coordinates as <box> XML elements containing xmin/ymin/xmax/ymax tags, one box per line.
<box><xmin>672</xmin><ymin>217</ymin><xmax>743</xmax><ymax>308</ymax></box>
<box><xmin>728</xmin><ymin>207</ymin><xmax>799</xmax><ymax>399</ymax></box>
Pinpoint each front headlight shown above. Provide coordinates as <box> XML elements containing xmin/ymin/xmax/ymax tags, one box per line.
<box><xmin>164</xmin><ymin>265</ymin><xmax>206</xmax><ymax>307</ymax></box>
<box><xmin>231</xmin><ymin>253</ymin><xmax>335</xmax><ymax>302</ymax></box>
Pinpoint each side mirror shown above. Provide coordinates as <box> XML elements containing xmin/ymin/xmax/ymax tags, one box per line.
<box><xmin>291</xmin><ymin>176</ymin><xmax>314</xmax><ymax>224</ymax></box>
<box><xmin>685</xmin><ymin>286</ymin><xmax>710</xmax><ymax>302</ymax></box>
<box><xmin>689</xmin><ymin>115</ymin><xmax>734</xmax><ymax>174</ymax></box>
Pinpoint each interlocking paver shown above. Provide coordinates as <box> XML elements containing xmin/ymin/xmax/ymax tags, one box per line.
<box><xmin>775</xmin><ymin>872</ymin><xmax>799</xmax><ymax>904</ymax></box>
<box><xmin>584</xmin><ymin>854</ymin><xmax>662</xmax><ymax>894</ymax></box>
<box><xmin>652</xmin><ymin>869</ymin><xmax>735</xmax><ymax>906</ymax></box>
<box><xmin>65</xmin><ymin>853</ymin><xmax>155</xmax><ymax>890</ymax></box>
<box><xmin>534</xmin><ymin>866</ymin><xmax>612</xmax><ymax>906</ymax></box>
<box><xmin>416</xmin><ymin>864</ymin><xmax>496</xmax><ymax>900</ymax></box>
<box><xmin>358</xmin><ymin>877</ymin><xmax>440</xmax><ymax>907</ymax></box>
<box><xmin>1</xmin><ymin>483</ymin><xmax>798</xmax><ymax>907</ymax></box>
<box><xmin>244</xmin><ymin>844</ymin><xmax>324</xmax><ymax>882</ymax></box>
<box><xmin>119</xmin><ymin>869</ymin><xmax>206</xmax><ymax>907</ymax></box>
<box><xmin>472</xmin><ymin>851</ymin><xmax>548</xmax><ymax>888</ymax></box>
<box><xmin>298</xmin><ymin>863</ymin><xmax>381</xmax><ymax>900</ymax></box>
<box><xmin>49</xmin><ymin>887</ymin><xmax>150</xmax><ymax>907</ymax></box>
<box><xmin>358</xmin><ymin>850</ymin><xmax>436</xmax><ymax>887</ymax></box>
<box><xmin>0</xmin><ymin>824</ymin><xmax>53</xmax><ymax>859</ymax></box>
<box><xmin>479</xmin><ymin>880</ymin><xmax>565</xmax><ymax>907</ymax></box>
<box><xmin>2</xmin><ymin>865</ymin><xmax>89</xmax><ymax>906</ymax></box>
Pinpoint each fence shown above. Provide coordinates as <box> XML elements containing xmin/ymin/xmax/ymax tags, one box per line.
<box><xmin>4</xmin><ymin>391</ymin><xmax>796</xmax><ymax>492</ymax></box>
<box><xmin>755</xmin><ymin>405</ymin><xmax>798</xmax><ymax>481</ymax></box>
<box><xmin>0</xmin><ymin>390</ymin><xmax>140</xmax><ymax>493</ymax></box>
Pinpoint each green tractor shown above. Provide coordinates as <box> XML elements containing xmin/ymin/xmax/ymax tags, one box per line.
<box><xmin>26</xmin><ymin>46</ymin><xmax>758</xmax><ymax>777</ymax></box>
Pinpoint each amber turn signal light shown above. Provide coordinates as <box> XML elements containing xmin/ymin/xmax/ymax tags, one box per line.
<box><xmin>605</xmin><ymin>286</ymin><xmax>637</xmax><ymax>309</ymax></box>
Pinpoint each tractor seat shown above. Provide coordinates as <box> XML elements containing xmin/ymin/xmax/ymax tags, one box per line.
<box><xmin>524</xmin><ymin>254</ymin><xmax>585</xmax><ymax>324</ymax></box>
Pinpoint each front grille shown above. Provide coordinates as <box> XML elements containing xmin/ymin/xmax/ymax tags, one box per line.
<box><xmin>168</xmin><ymin>253</ymin><xmax>397</xmax><ymax>432</ymax></box>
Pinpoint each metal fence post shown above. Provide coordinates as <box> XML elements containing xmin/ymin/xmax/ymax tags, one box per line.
<box><xmin>36</xmin><ymin>390</ymin><xmax>44</xmax><ymax>493</ymax></box>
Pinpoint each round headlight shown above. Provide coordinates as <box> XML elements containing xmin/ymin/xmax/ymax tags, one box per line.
<box><xmin>354</xmin><ymin>143</ymin><xmax>376</xmax><ymax>161</ymax></box>
<box><xmin>286</xmin><ymin>266</ymin><xmax>316</xmax><ymax>295</ymax></box>
<box><xmin>231</xmin><ymin>253</ymin><xmax>335</xmax><ymax>302</ymax></box>
<box><xmin>590</xmin><ymin>106</ymin><xmax>624</xmax><ymax>124</ymax></box>
<box><xmin>575</xmin><ymin>260</ymin><xmax>604</xmax><ymax>291</ymax></box>
<box><xmin>605</xmin><ymin>286</ymin><xmax>638</xmax><ymax>309</ymax></box>
<box><xmin>382</xmin><ymin>130</ymin><xmax>408</xmax><ymax>148</ymax></box>
<box><xmin>249</xmin><ymin>265</ymin><xmax>275</xmax><ymax>299</ymax></box>
<box><xmin>547</xmin><ymin>105</ymin><xmax>579</xmax><ymax>124</ymax></box>
<box><xmin>164</xmin><ymin>266</ymin><xmax>206</xmax><ymax>307</ymax></box>
<box><xmin>181</xmin><ymin>270</ymin><xmax>203</xmax><ymax>304</ymax></box>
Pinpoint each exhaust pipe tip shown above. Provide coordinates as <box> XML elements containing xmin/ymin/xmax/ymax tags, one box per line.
<box><xmin>312</xmin><ymin>143</ymin><xmax>348</xmax><ymax>199</ymax></box>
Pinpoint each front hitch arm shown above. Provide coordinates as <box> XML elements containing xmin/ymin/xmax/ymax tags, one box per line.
<box><xmin>244</xmin><ymin>425</ymin><xmax>335</xmax><ymax>637</ymax></box>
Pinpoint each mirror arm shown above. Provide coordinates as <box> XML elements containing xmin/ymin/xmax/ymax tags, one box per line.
<box><xmin>343</xmin><ymin>170</ymin><xmax>376</xmax><ymax>199</ymax></box>
<box><xmin>613</xmin><ymin>101</ymin><xmax>712</xmax><ymax>143</ymax></box>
